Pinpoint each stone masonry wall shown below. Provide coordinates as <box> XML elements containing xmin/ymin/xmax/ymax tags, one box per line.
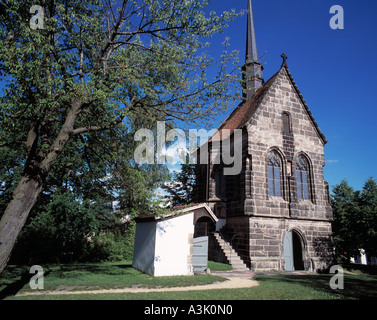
<box><xmin>228</xmin><ymin>67</ymin><xmax>333</xmax><ymax>271</ymax></box>
<box><xmin>222</xmin><ymin>216</ymin><xmax>333</xmax><ymax>271</ymax></box>
<box><xmin>194</xmin><ymin>66</ymin><xmax>334</xmax><ymax>271</ymax></box>
<box><xmin>246</xmin><ymin>217</ymin><xmax>333</xmax><ymax>271</ymax></box>
<box><xmin>245</xmin><ymin>67</ymin><xmax>332</xmax><ymax>221</ymax></box>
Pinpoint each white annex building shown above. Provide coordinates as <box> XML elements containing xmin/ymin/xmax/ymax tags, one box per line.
<box><xmin>132</xmin><ymin>203</ymin><xmax>219</xmax><ymax>277</ymax></box>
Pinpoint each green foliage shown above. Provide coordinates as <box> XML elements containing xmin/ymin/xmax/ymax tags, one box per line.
<box><xmin>10</xmin><ymin>198</ymin><xmax>136</xmax><ymax>264</ymax></box>
<box><xmin>356</xmin><ymin>178</ymin><xmax>377</xmax><ymax>256</ymax></box>
<box><xmin>331</xmin><ymin>178</ymin><xmax>377</xmax><ymax>261</ymax></box>
<box><xmin>85</xmin><ymin>221</ymin><xmax>136</xmax><ymax>262</ymax></box>
<box><xmin>0</xmin><ymin>0</ymin><xmax>241</xmax><ymax>270</ymax></box>
<box><xmin>0</xmin><ymin>146</ymin><xmax>24</xmax><ymax>214</ymax></box>
<box><xmin>10</xmin><ymin>188</ymin><xmax>96</xmax><ymax>264</ymax></box>
<box><xmin>331</xmin><ymin>180</ymin><xmax>358</xmax><ymax>260</ymax></box>
<box><xmin>163</xmin><ymin>162</ymin><xmax>196</xmax><ymax>206</ymax></box>
<box><xmin>0</xmin><ymin>0</ymin><xmax>241</xmax><ymax>134</ymax></box>
<box><xmin>5</xmin><ymin>119</ymin><xmax>168</xmax><ymax>263</ymax></box>
<box><xmin>87</xmin><ymin>233</ymin><xmax>129</xmax><ymax>262</ymax></box>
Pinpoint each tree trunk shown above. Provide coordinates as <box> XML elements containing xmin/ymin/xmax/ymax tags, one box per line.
<box><xmin>0</xmin><ymin>100</ymin><xmax>82</xmax><ymax>274</ymax></box>
<box><xmin>0</xmin><ymin>175</ymin><xmax>43</xmax><ymax>273</ymax></box>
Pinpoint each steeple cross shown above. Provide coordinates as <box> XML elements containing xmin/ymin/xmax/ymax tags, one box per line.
<box><xmin>281</xmin><ymin>53</ymin><xmax>288</xmax><ymax>66</ymax></box>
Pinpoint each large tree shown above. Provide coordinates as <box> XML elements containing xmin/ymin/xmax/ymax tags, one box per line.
<box><xmin>0</xmin><ymin>0</ymin><xmax>240</xmax><ymax>273</ymax></box>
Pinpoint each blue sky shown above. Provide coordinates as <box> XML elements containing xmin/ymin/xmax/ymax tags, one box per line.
<box><xmin>199</xmin><ymin>0</ymin><xmax>377</xmax><ymax>192</ymax></box>
<box><xmin>2</xmin><ymin>1</ymin><xmax>376</xmax><ymax>194</ymax></box>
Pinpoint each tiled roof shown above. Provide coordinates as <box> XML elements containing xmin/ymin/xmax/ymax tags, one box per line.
<box><xmin>208</xmin><ymin>70</ymin><xmax>278</xmax><ymax>142</ymax></box>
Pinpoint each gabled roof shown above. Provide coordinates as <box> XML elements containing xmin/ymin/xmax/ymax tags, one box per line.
<box><xmin>210</xmin><ymin>62</ymin><xmax>327</xmax><ymax>145</ymax></box>
<box><xmin>214</xmin><ymin>71</ymin><xmax>278</xmax><ymax>138</ymax></box>
<box><xmin>282</xmin><ymin>64</ymin><xmax>328</xmax><ymax>145</ymax></box>
<box><xmin>208</xmin><ymin>70</ymin><xmax>278</xmax><ymax>143</ymax></box>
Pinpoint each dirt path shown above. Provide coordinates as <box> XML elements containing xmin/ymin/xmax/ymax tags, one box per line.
<box><xmin>16</xmin><ymin>272</ymin><xmax>259</xmax><ymax>297</ymax></box>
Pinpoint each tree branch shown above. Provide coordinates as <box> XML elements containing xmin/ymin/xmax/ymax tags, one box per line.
<box><xmin>96</xmin><ymin>0</ymin><xmax>128</xmax><ymax>69</ymax></box>
<box><xmin>71</xmin><ymin>116</ymin><xmax>124</xmax><ymax>135</ymax></box>
<box><xmin>72</xmin><ymin>97</ymin><xmax>136</xmax><ymax>135</ymax></box>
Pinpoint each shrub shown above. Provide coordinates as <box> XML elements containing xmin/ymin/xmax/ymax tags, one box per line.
<box><xmin>85</xmin><ymin>223</ymin><xmax>135</xmax><ymax>262</ymax></box>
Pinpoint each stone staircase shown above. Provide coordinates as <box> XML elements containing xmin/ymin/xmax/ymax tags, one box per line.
<box><xmin>213</xmin><ymin>232</ymin><xmax>248</xmax><ymax>270</ymax></box>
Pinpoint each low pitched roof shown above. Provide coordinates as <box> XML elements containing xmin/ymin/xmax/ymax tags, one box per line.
<box><xmin>134</xmin><ymin>202</ymin><xmax>218</xmax><ymax>223</ymax></box>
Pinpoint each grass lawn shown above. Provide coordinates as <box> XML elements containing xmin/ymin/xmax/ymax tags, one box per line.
<box><xmin>0</xmin><ymin>260</ymin><xmax>228</xmax><ymax>299</ymax></box>
<box><xmin>1</xmin><ymin>261</ymin><xmax>376</xmax><ymax>300</ymax></box>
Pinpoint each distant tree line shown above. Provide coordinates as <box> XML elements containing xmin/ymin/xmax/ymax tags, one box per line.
<box><xmin>331</xmin><ymin>177</ymin><xmax>377</xmax><ymax>262</ymax></box>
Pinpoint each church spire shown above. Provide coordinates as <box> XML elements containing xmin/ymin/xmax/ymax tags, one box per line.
<box><xmin>242</xmin><ymin>0</ymin><xmax>264</xmax><ymax>100</ymax></box>
<box><xmin>246</xmin><ymin>0</ymin><xmax>258</xmax><ymax>63</ymax></box>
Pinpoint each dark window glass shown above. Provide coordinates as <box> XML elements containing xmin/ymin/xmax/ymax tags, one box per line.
<box><xmin>267</xmin><ymin>152</ymin><xmax>282</xmax><ymax>197</ymax></box>
<box><xmin>296</xmin><ymin>156</ymin><xmax>310</xmax><ymax>201</ymax></box>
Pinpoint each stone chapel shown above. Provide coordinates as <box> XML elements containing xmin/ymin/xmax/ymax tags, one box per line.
<box><xmin>193</xmin><ymin>0</ymin><xmax>334</xmax><ymax>271</ymax></box>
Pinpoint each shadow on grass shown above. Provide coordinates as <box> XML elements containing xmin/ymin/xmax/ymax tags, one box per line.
<box><xmin>255</xmin><ymin>274</ymin><xmax>377</xmax><ymax>300</ymax></box>
<box><xmin>0</xmin><ymin>269</ymin><xmax>52</xmax><ymax>300</ymax></box>
<box><xmin>0</xmin><ymin>270</ymin><xmax>30</xmax><ymax>299</ymax></box>
<box><xmin>0</xmin><ymin>263</ymin><xmax>134</xmax><ymax>299</ymax></box>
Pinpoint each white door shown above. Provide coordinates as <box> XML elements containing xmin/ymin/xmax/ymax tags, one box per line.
<box><xmin>283</xmin><ymin>231</ymin><xmax>294</xmax><ymax>271</ymax></box>
<box><xmin>192</xmin><ymin>236</ymin><xmax>208</xmax><ymax>273</ymax></box>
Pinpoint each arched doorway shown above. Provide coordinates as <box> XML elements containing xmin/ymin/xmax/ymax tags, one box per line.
<box><xmin>283</xmin><ymin>230</ymin><xmax>305</xmax><ymax>271</ymax></box>
<box><xmin>193</xmin><ymin>216</ymin><xmax>216</xmax><ymax>273</ymax></box>
<box><xmin>194</xmin><ymin>216</ymin><xmax>215</xmax><ymax>238</ymax></box>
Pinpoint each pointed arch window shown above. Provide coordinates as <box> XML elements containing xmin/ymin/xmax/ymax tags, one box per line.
<box><xmin>267</xmin><ymin>152</ymin><xmax>282</xmax><ymax>197</ymax></box>
<box><xmin>296</xmin><ymin>155</ymin><xmax>311</xmax><ymax>201</ymax></box>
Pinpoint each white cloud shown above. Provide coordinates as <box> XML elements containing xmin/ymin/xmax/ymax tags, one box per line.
<box><xmin>326</xmin><ymin>160</ymin><xmax>339</xmax><ymax>164</ymax></box>
<box><xmin>160</xmin><ymin>141</ymin><xmax>188</xmax><ymax>165</ymax></box>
